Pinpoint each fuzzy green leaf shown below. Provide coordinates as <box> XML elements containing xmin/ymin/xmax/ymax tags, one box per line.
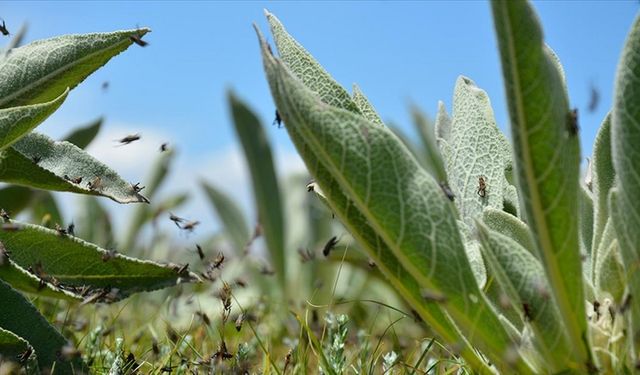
<box><xmin>594</xmin><ymin>220</ymin><xmax>625</xmax><ymax>302</ymax></box>
<box><xmin>579</xmin><ymin>186</ymin><xmax>593</xmax><ymax>271</ymax></box>
<box><xmin>0</xmin><ymin>28</ymin><xmax>149</xmax><ymax>109</ymax></box>
<box><xmin>201</xmin><ymin>181</ymin><xmax>250</xmax><ymax>253</ymax></box>
<box><xmin>0</xmin><ymin>132</ymin><xmax>148</xmax><ymax>204</ymax></box>
<box><xmin>610</xmin><ymin>13</ymin><xmax>640</xmax><ymax>349</ymax></box>
<box><xmin>476</xmin><ymin>222</ymin><xmax>572</xmax><ymax>373</ymax></box>
<box><xmin>352</xmin><ymin>84</ymin><xmax>384</xmax><ymax>126</ymax></box>
<box><xmin>492</xmin><ymin>1</ymin><xmax>587</xmax><ymax>365</ymax></box>
<box><xmin>0</xmin><ymin>327</ymin><xmax>39</xmax><ymax>374</ymax></box>
<box><xmin>590</xmin><ymin>114</ymin><xmax>614</xmax><ymax>270</ymax></box>
<box><xmin>228</xmin><ymin>90</ymin><xmax>286</xmax><ymax>289</ymax></box>
<box><xmin>482</xmin><ymin>207</ymin><xmax>536</xmax><ymax>255</ymax></box>
<box><xmin>0</xmin><ymin>279</ymin><xmax>85</xmax><ymax>373</ymax></box>
<box><xmin>265</xmin><ymin>10</ymin><xmax>361</xmax><ymax>114</ymax></box>
<box><xmin>62</xmin><ymin>117</ymin><xmax>103</xmax><ymax>149</ymax></box>
<box><xmin>444</xmin><ymin>76</ymin><xmax>512</xmax><ymax>227</ymax></box>
<box><xmin>0</xmin><ymin>89</ymin><xmax>68</xmax><ymax>150</ymax></box>
<box><xmin>257</xmin><ymin>28</ymin><xmax>530</xmax><ymax>373</ymax></box>
<box><xmin>0</xmin><ymin>253</ymin><xmax>80</xmax><ymax>300</ymax></box>
<box><xmin>0</xmin><ymin>220</ymin><xmax>199</xmax><ymax>300</ymax></box>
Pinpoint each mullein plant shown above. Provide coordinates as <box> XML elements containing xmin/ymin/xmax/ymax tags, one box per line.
<box><xmin>0</xmin><ymin>29</ymin><xmax>199</xmax><ymax>373</ymax></box>
<box><xmin>254</xmin><ymin>1</ymin><xmax>640</xmax><ymax>373</ymax></box>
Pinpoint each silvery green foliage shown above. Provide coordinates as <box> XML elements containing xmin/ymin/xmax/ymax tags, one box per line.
<box><xmin>258</xmin><ymin>3</ymin><xmax>640</xmax><ymax>373</ymax></box>
<box><xmin>0</xmin><ymin>29</ymin><xmax>198</xmax><ymax>374</ymax></box>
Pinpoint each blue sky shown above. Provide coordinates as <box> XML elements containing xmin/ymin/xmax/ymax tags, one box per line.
<box><xmin>2</xmin><ymin>1</ymin><xmax>638</xmax><ymax>238</ymax></box>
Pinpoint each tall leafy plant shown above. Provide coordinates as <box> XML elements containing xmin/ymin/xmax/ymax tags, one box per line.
<box><xmin>255</xmin><ymin>1</ymin><xmax>640</xmax><ymax>373</ymax></box>
<box><xmin>0</xmin><ymin>29</ymin><xmax>198</xmax><ymax>373</ymax></box>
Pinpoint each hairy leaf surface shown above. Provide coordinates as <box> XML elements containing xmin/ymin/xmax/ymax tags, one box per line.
<box><xmin>492</xmin><ymin>1</ymin><xmax>586</xmax><ymax>364</ymax></box>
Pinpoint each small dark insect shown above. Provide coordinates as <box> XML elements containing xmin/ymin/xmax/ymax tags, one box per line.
<box><xmin>368</xmin><ymin>258</ymin><xmax>376</xmax><ymax>268</ymax></box>
<box><xmin>152</xmin><ymin>338</ymin><xmax>160</xmax><ymax>356</ymax></box>
<box><xmin>273</xmin><ymin>110</ymin><xmax>282</xmax><ymax>127</ymax></box>
<box><xmin>181</xmin><ymin>220</ymin><xmax>200</xmax><ymax>232</ymax></box>
<box><xmin>160</xmin><ymin>142</ymin><xmax>169</xmax><ymax>152</ymax></box>
<box><xmin>101</xmin><ymin>81</ymin><xmax>110</xmax><ymax>91</ymax></box>
<box><xmin>81</xmin><ymin>288</ymin><xmax>110</xmax><ymax>305</ymax></box>
<box><xmin>116</xmin><ymin>133</ymin><xmax>141</xmax><ymax>145</ymax></box>
<box><xmin>0</xmin><ymin>20</ymin><xmax>9</xmax><ymax>36</ymax></box>
<box><xmin>196</xmin><ymin>311</ymin><xmax>210</xmax><ymax>326</ymax></box>
<box><xmin>64</xmin><ymin>175</ymin><xmax>83</xmax><ymax>184</ymax></box>
<box><xmin>439</xmin><ymin>181</ymin><xmax>455</xmax><ymax>201</ymax></box>
<box><xmin>235</xmin><ymin>313</ymin><xmax>245</xmax><ymax>332</ymax></box>
<box><xmin>124</xmin><ymin>352</ymin><xmax>139</xmax><ymax>373</ymax></box>
<box><xmin>131</xmin><ymin>182</ymin><xmax>145</xmax><ymax>193</ymax></box>
<box><xmin>55</xmin><ymin>223</ymin><xmax>68</xmax><ymax>236</ymax></box>
<box><xmin>0</xmin><ymin>208</ymin><xmax>10</xmax><ymax>221</ymax></box>
<box><xmin>322</xmin><ymin>236</ymin><xmax>338</xmax><ymax>257</ymax></box>
<box><xmin>169</xmin><ymin>213</ymin><xmax>185</xmax><ymax>227</ymax></box>
<box><xmin>67</xmin><ymin>222</ymin><xmax>75</xmax><ymax>236</ymax></box>
<box><xmin>32</xmin><ymin>155</ymin><xmax>42</xmax><ymax>164</ymax></box>
<box><xmin>593</xmin><ymin>300</ymin><xmax>601</xmax><ymax>321</ymax></box>
<box><xmin>195</xmin><ymin>244</ymin><xmax>205</xmax><ymax>260</ymax></box>
<box><xmin>173</xmin><ymin>263</ymin><xmax>189</xmax><ymax>275</ymax></box>
<box><xmin>102</xmin><ymin>249</ymin><xmax>118</xmax><ymax>262</ymax></box>
<box><xmin>284</xmin><ymin>348</ymin><xmax>293</xmax><ymax>374</ymax></box>
<box><xmin>17</xmin><ymin>346</ymin><xmax>33</xmax><ymax>364</ymax></box>
<box><xmin>523</xmin><ymin>302</ymin><xmax>534</xmax><ymax>322</ymax></box>
<box><xmin>588</xmin><ymin>84</ymin><xmax>600</xmax><ymax>113</ymax></box>
<box><xmin>212</xmin><ymin>251</ymin><xmax>224</xmax><ymax>269</ymax></box>
<box><xmin>213</xmin><ymin>341</ymin><xmax>233</xmax><ymax>361</ymax></box>
<box><xmin>234</xmin><ymin>278</ymin><xmax>247</xmax><ymax>288</ymax></box>
<box><xmin>129</xmin><ymin>31</ymin><xmax>148</xmax><ymax>47</ymax></box>
<box><xmin>566</xmin><ymin>108</ymin><xmax>579</xmax><ymax>136</ymax></box>
<box><xmin>87</xmin><ymin>176</ymin><xmax>103</xmax><ymax>191</ymax></box>
<box><xmin>620</xmin><ymin>293</ymin><xmax>632</xmax><ymax>314</ymax></box>
<box><xmin>477</xmin><ymin>176</ymin><xmax>487</xmax><ymax>198</ymax></box>
<box><xmin>260</xmin><ymin>266</ymin><xmax>275</xmax><ymax>275</ymax></box>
